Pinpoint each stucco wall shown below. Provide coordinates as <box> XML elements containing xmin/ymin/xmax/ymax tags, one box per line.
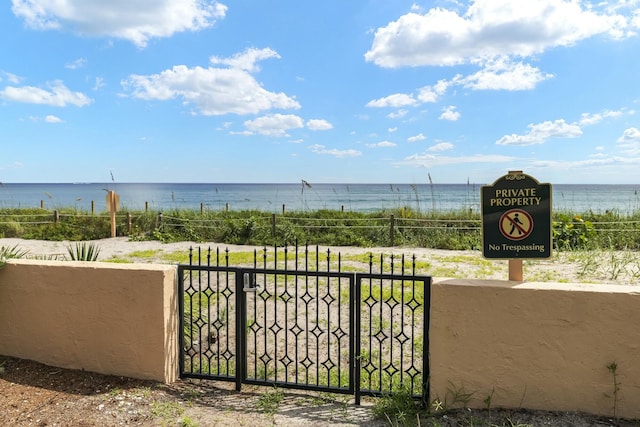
<box><xmin>2</xmin><ymin>260</ymin><xmax>640</xmax><ymax>418</ymax></box>
<box><xmin>0</xmin><ymin>259</ymin><xmax>177</xmax><ymax>383</ymax></box>
<box><xmin>430</xmin><ymin>278</ymin><xmax>640</xmax><ymax>419</ymax></box>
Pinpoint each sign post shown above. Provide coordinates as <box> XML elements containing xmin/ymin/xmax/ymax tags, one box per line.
<box><xmin>481</xmin><ymin>171</ymin><xmax>552</xmax><ymax>280</ymax></box>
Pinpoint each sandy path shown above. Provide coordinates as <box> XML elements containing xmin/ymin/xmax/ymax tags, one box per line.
<box><xmin>0</xmin><ymin>237</ymin><xmax>468</xmax><ymax>263</ymax></box>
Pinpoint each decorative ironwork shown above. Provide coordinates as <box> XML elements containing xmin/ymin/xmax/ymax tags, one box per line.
<box><xmin>178</xmin><ymin>243</ymin><xmax>431</xmax><ymax>404</ymax></box>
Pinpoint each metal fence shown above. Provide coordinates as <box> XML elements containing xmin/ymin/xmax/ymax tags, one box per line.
<box><xmin>178</xmin><ymin>244</ymin><xmax>431</xmax><ymax>404</ymax></box>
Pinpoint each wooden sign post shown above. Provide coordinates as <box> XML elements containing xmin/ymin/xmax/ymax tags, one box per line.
<box><xmin>106</xmin><ymin>190</ymin><xmax>120</xmax><ymax>238</ymax></box>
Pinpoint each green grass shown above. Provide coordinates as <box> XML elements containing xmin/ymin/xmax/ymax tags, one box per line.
<box><xmin>2</xmin><ymin>206</ymin><xmax>640</xmax><ymax>252</ymax></box>
<box><xmin>151</xmin><ymin>401</ymin><xmax>185</xmax><ymax>423</ymax></box>
<box><xmin>256</xmin><ymin>387</ymin><xmax>284</xmax><ymax>415</ymax></box>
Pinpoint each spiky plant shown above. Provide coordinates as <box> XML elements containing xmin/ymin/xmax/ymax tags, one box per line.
<box><xmin>66</xmin><ymin>242</ymin><xmax>101</xmax><ymax>261</ymax></box>
<box><xmin>0</xmin><ymin>245</ymin><xmax>29</xmax><ymax>269</ymax></box>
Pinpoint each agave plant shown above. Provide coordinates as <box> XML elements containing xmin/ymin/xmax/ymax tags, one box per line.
<box><xmin>66</xmin><ymin>242</ymin><xmax>101</xmax><ymax>261</ymax></box>
<box><xmin>0</xmin><ymin>244</ymin><xmax>29</xmax><ymax>269</ymax></box>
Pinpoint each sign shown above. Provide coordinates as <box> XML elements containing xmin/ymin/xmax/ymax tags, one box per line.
<box><xmin>481</xmin><ymin>171</ymin><xmax>552</xmax><ymax>259</ymax></box>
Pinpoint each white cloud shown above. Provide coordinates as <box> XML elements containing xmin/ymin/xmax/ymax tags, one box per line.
<box><xmin>366</xmin><ymin>141</ymin><xmax>396</xmax><ymax>148</ymax></box>
<box><xmin>45</xmin><ymin>115</ymin><xmax>64</xmax><ymax>123</ymax></box>
<box><xmin>579</xmin><ymin>109</ymin><xmax>625</xmax><ymax>125</ymax></box>
<box><xmin>439</xmin><ymin>106</ymin><xmax>460</xmax><ymax>121</ymax></box>
<box><xmin>12</xmin><ymin>0</ymin><xmax>227</xmax><ymax>48</ymax></box>
<box><xmin>370</xmin><ymin>56</ymin><xmax>553</xmax><ymax>113</ymax></box>
<box><xmin>399</xmin><ymin>152</ymin><xmax>514</xmax><ymax>168</ymax></box>
<box><xmin>243</xmin><ymin>114</ymin><xmax>304</xmax><ymax>137</ymax></box>
<box><xmin>0</xmin><ymin>161</ymin><xmax>24</xmax><ymax>171</ymax></box>
<box><xmin>617</xmin><ymin>127</ymin><xmax>640</xmax><ymax>155</ymax></box>
<box><xmin>366</xmin><ymin>93</ymin><xmax>417</xmax><ymax>108</ymax></box>
<box><xmin>365</xmin><ymin>0</ymin><xmax>630</xmax><ymax>68</ymax></box>
<box><xmin>496</xmin><ymin>119</ymin><xmax>582</xmax><ymax>146</ymax></box>
<box><xmin>1</xmin><ymin>71</ymin><xmax>22</xmax><ymax>84</ymax></box>
<box><xmin>306</xmin><ymin>119</ymin><xmax>333</xmax><ymax>131</ymax></box>
<box><xmin>93</xmin><ymin>77</ymin><xmax>105</xmax><ymax>91</ymax></box>
<box><xmin>388</xmin><ymin>127</ymin><xmax>398</xmax><ymax>133</ymax></box>
<box><xmin>309</xmin><ymin>144</ymin><xmax>362</xmax><ymax>158</ymax></box>
<box><xmin>0</xmin><ymin>80</ymin><xmax>92</xmax><ymax>107</ymax></box>
<box><xmin>460</xmin><ymin>57</ymin><xmax>553</xmax><ymax>90</ymax></box>
<box><xmin>417</xmin><ymin>79</ymin><xmax>451</xmax><ymax>103</ymax></box>
<box><xmin>210</xmin><ymin>47</ymin><xmax>278</xmax><ymax>73</ymax></box>
<box><xmin>407</xmin><ymin>133</ymin><xmax>426</xmax><ymax>142</ymax></box>
<box><xmin>428</xmin><ymin>142</ymin><xmax>454</xmax><ymax>152</ymax></box>
<box><xmin>531</xmin><ymin>155</ymin><xmax>640</xmax><ymax>169</ymax></box>
<box><xmin>65</xmin><ymin>58</ymin><xmax>86</xmax><ymax>69</ymax></box>
<box><xmin>387</xmin><ymin>109</ymin><xmax>408</xmax><ymax>119</ymax></box>
<box><xmin>122</xmin><ymin>48</ymin><xmax>300</xmax><ymax>116</ymax></box>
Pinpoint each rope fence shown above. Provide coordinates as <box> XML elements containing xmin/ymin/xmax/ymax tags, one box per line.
<box><xmin>1</xmin><ymin>209</ymin><xmax>639</xmax><ymax>249</ymax></box>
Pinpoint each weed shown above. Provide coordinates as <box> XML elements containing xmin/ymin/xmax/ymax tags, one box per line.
<box><xmin>484</xmin><ymin>387</ymin><xmax>495</xmax><ymax>411</ymax></box>
<box><xmin>256</xmin><ymin>387</ymin><xmax>284</xmax><ymax>415</ymax></box>
<box><xmin>445</xmin><ymin>381</ymin><xmax>475</xmax><ymax>408</ymax></box>
<box><xmin>606</xmin><ymin>361</ymin><xmax>621</xmax><ymax>420</ymax></box>
<box><xmin>151</xmin><ymin>401</ymin><xmax>185</xmax><ymax>425</ymax></box>
<box><xmin>373</xmin><ymin>384</ymin><xmax>421</xmax><ymax>426</ymax></box>
<box><xmin>180</xmin><ymin>416</ymin><xmax>198</xmax><ymax>427</ymax></box>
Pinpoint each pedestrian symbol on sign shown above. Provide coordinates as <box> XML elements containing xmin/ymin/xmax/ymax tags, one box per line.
<box><xmin>499</xmin><ymin>209</ymin><xmax>533</xmax><ymax>241</ymax></box>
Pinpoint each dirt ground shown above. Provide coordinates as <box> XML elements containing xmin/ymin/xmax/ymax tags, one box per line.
<box><xmin>2</xmin><ymin>355</ymin><xmax>638</xmax><ymax>427</ymax></box>
<box><xmin>2</xmin><ymin>238</ymin><xmax>640</xmax><ymax>426</ymax></box>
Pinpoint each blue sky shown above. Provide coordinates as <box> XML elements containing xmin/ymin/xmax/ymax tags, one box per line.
<box><xmin>1</xmin><ymin>0</ymin><xmax>640</xmax><ymax>184</ymax></box>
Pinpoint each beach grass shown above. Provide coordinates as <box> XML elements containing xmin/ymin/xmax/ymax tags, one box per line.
<box><xmin>1</xmin><ymin>206</ymin><xmax>639</xmax><ymax>251</ymax></box>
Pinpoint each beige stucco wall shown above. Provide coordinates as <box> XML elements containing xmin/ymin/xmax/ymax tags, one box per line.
<box><xmin>2</xmin><ymin>259</ymin><xmax>640</xmax><ymax>418</ymax></box>
<box><xmin>0</xmin><ymin>259</ymin><xmax>177</xmax><ymax>383</ymax></box>
<box><xmin>430</xmin><ymin>278</ymin><xmax>640</xmax><ymax>419</ymax></box>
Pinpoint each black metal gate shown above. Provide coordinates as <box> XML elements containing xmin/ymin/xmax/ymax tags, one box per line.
<box><xmin>178</xmin><ymin>245</ymin><xmax>430</xmax><ymax>404</ymax></box>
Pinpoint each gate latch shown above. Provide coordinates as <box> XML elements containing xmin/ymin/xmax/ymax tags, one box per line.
<box><xmin>243</xmin><ymin>272</ymin><xmax>260</xmax><ymax>292</ymax></box>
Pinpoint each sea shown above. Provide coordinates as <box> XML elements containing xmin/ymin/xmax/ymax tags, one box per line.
<box><xmin>0</xmin><ymin>182</ymin><xmax>639</xmax><ymax>214</ymax></box>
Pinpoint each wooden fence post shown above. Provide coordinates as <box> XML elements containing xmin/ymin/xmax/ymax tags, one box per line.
<box><xmin>53</xmin><ymin>210</ymin><xmax>59</xmax><ymax>224</ymax></box>
<box><xmin>156</xmin><ymin>212</ymin><xmax>163</xmax><ymax>229</ymax></box>
<box><xmin>390</xmin><ymin>214</ymin><xmax>395</xmax><ymax>247</ymax></box>
<box><xmin>127</xmin><ymin>212</ymin><xmax>132</xmax><ymax>234</ymax></box>
<box><xmin>272</xmin><ymin>214</ymin><xmax>277</xmax><ymax>237</ymax></box>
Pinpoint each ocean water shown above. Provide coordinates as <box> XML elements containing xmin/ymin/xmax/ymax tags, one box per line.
<box><xmin>0</xmin><ymin>182</ymin><xmax>639</xmax><ymax>214</ymax></box>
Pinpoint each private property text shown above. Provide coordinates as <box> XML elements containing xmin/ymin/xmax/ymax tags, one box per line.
<box><xmin>490</xmin><ymin>188</ymin><xmax>541</xmax><ymax>207</ymax></box>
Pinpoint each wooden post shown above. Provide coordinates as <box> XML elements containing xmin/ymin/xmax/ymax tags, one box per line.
<box><xmin>53</xmin><ymin>210</ymin><xmax>59</xmax><ymax>224</ymax></box>
<box><xmin>157</xmin><ymin>212</ymin><xmax>163</xmax><ymax>229</ymax></box>
<box><xmin>272</xmin><ymin>214</ymin><xmax>277</xmax><ymax>237</ymax></box>
<box><xmin>126</xmin><ymin>212</ymin><xmax>132</xmax><ymax>234</ymax></box>
<box><xmin>226</xmin><ymin>203</ymin><xmax>229</xmax><ymax>212</ymax></box>
<box><xmin>145</xmin><ymin>201</ymin><xmax>149</xmax><ymax>212</ymax></box>
<box><xmin>509</xmin><ymin>259</ymin><xmax>523</xmax><ymax>281</ymax></box>
<box><xmin>91</xmin><ymin>200</ymin><xmax>95</xmax><ymax>214</ymax></box>
<box><xmin>282</xmin><ymin>204</ymin><xmax>286</xmax><ymax>215</ymax></box>
<box><xmin>40</xmin><ymin>200</ymin><xmax>44</xmax><ymax>209</ymax></box>
<box><xmin>390</xmin><ymin>214</ymin><xmax>395</xmax><ymax>247</ymax></box>
<box><xmin>106</xmin><ymin>190</ymin><xmax>120</xmax><ymax>238</ymax></box>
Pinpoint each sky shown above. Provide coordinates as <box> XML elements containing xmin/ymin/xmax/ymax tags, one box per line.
<box><xmin>1</xmin><ymin>0</ymin><xmax>640</xmax><ymax>185</ymax></box>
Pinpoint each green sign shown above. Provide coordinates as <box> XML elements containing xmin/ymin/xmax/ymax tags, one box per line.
<box><xmin>481</xmin><ymin>171</ymin><xmax>552</xmax><ymax>259</ymax></box>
